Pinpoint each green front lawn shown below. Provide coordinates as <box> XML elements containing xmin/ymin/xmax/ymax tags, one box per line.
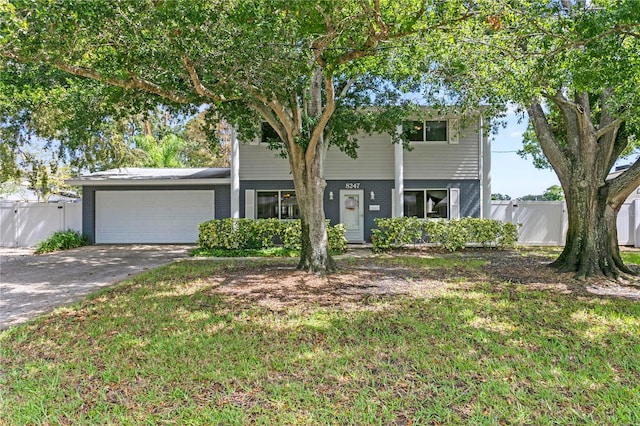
<box><xmin>2</xmin><ymin>252</ymin><xmax>640</xmax><ymax>425</ymax></box>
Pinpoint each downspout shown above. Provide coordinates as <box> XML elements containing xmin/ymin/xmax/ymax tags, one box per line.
<box><xmin>230</xmin><ymin>126</ymin><xmax>240</xmax><ymax>219</ymax></box>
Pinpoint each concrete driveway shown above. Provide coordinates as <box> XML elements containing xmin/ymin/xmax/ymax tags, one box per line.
<box><xmin>0</xmin><ymin>245</ymin><xmax>191</xmax><ymax>330</ymax></box>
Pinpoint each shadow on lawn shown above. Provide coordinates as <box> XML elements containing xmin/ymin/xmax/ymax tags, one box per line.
<box><xmin>3</xmin><ymin>250</ymin><xmax>640</xmax><ymax>424</ymax></box>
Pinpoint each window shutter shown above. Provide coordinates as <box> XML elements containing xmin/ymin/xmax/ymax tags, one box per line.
<box><xmin>245</xmin><ymin>190</ymin><xmax>255</xmax><ymax>218</ymax></box>
<box><xmin>449</xmin><ymin>188</ymin><xmax>460</xmax><ymax>219</ymax></box>
<box><xmin>448</xmin><ymin>118</ymin><xmax>459</xmax><ymax>144</ymax></box>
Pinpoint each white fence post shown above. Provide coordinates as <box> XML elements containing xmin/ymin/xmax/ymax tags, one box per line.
<box><xmin>634</xmin><ymin>199</ymin><xmax>640</xmax><ymax>248</ymax></box>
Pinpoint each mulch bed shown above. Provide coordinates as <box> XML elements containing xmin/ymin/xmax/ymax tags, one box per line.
<box><xmin>203</xmin><ymin>248</ymin><xmax>640</xmax><ymax>312</ymax></box>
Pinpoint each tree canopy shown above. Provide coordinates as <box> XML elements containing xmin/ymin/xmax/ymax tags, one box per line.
<box><xmin>2</xmin><ymin>0</ymin><xmax>500</xmax><ymax>273</ymax></box>
<box><xmin>9</xmin><ymin>0</ymin><xmax>638</xmax><ymax>278</ymax></box>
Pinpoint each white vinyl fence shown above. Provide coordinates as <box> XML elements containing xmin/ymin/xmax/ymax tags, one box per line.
<box><xmin>2</xmin><ymin>199</ymin><xmax>638</xmax><ymax>248</ymax></box>
<box><xmin>0</xmin><ymin>202</ymin><xmax>82</xmax><ymax>248</ymax></box>
<box><xmin>490</xmin><ymin>200</ymin><xmax>640</xmax><ymax>246</ymax></box>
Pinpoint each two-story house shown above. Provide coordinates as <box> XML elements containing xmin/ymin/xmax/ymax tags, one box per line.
<box><xmin>68</xmin><ymin>114</ymin><xmax>491</xmax><ymax>244</ymax></box>
<box><xmin>237</xmin><ymin>115</ymin><xmax>491</xmax><ymax>242</ymax></box>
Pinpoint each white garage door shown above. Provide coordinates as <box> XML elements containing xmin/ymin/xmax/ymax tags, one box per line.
<box><xmin>96</xmin><ymin>190</ymin><xmax>214</xmax><ymax>243</ymax></box>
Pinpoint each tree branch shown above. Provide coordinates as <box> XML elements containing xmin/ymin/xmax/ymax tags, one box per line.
<box><xmin>607</xmin><ymin>157</ymin><xmax>640</xmax><ymax>206</ymax></box>
<box><xmin>527</xmin><ymin>100</ymin><xmax>570</xmax><ymax>183</ymax></box>
<box><xmin>309</xmin><ymin>4</ymin><xmax>336</xmax><ymax>67</ymax></box>
<box><xmin>338</xmin><ymin>77</ymin><xmax>358</xmax><ymax>99</ymax></box>
<box><xmin>596</xmin><ymin>118</ymin><xmax>623</xmax><ymax>140</ymax></box>
<box><xmin>335</xmin><ymin>1</ymin><xmax>444</xmax><ymax>65</ymax></box>
<box><xmin>4</xmin><ymin>51</ymin><xmax>190</xmax><ymax>104</ymax></box>
<box><xmin>548</xmin><ymin>90</ymin><xmax>597</xmax><ymax>154</ymax></box>
<box><xmin>182</xmin><ymin>56</ymin><xmax>236</xmax><ymax>102</ymax></box>
<box><xmin>291</xmin><ymin>94</ymin><xmax>302</xmax><ymax>133</ymax></box>
<box><xmin>544</xmin><ymin>90</ymin><xmax>581</xmax><ymax>115</ymax></box>
<box><xmin>249</xmin><ymin>101</ymin><xmax>287</xmax><ymax>145</ymax></box>
<box><xmin>248</xmin><ymin>89</ymin><xmax>297</xmax><ymax>151</ymax></box>
<box><xmin>305</xmin><ymin>71</ymin><xmax>335</xmax><ymax>168</ymax></box>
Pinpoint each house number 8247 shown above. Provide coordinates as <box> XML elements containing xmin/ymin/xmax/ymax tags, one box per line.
<box><xmin>345</xmin><ymin>182</ymin><xmax>360</xmax><ymax>189</ymax></box>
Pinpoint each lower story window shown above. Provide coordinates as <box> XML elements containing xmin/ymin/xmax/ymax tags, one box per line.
<box><xmin>257</xmin><ymin>190</ymin><xmax>300</xmax><ymax>219</ymax></box>
<box><xmin>404</xmin><ymin>189</ymin><xmax>449</xmax><ymax>219</ymax></box>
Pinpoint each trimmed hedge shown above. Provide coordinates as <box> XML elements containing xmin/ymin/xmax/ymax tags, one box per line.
<box><xmin>197</xmin><ymin>218</ymin><xmax>347</xmax><ymax>254</ymax></box>
<box><xmin>371</xmin><ymin>217</ymin><xmax>518</xmax><ymax>253</ymax></box>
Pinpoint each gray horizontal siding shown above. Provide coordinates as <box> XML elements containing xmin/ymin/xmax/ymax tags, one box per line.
<box><xmin>238</xmin><ymin>133</ymin><xmax>395</xmax><ymax>180</ymax></box>
<box><xmin>239</xmin><ymin>119</ymin><xmax>481</xmax><ymax>181</ymax></box>
<box><xmin>238</xmin><ymin>144</ymin><xmax>292</xmax><ymax>180</ymax></box>
<box><xmin>324</xmin><ymin>134</ymin><xmax>395</xmax><ymax>179</ymax></box>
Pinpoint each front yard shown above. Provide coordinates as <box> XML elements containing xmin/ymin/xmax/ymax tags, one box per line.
<box><xmin>2</xmin><ymin>248</ymin><xmax>640</xmax><ymax>424</ymax></box>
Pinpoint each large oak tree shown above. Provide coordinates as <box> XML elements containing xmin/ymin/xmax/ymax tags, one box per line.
<box><xmin>1</xmin><ymin>0</ymin><xmax>489</xmax><ymax>274</ymax></box>
<box><xmin>445</xmin><ymin>0</ymin><xmax>640</xmax><ymax>278</ymax></box>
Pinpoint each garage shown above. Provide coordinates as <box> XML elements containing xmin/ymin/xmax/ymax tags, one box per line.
<box><xmin>95</xmin><ymin>190</ymin><xmax>215</xmax><ymax>243</ymax></box>
<box><xmin>66</xmin><ymin>168</ymin><xmax>231</xmax><ymax>244</ymax></box>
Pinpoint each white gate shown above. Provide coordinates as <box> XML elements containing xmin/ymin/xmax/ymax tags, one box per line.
<box><xmin>0</xmin><ymin>202</ymin><xmax>82</xmax><ymax>247</ymax></box>
<box><xmin>0</xmin><ymin>204</ymin><xmax>16</xmax><ymax>247</ymax></box>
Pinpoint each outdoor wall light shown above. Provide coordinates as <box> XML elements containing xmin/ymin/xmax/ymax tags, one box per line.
<box><xmin>329</xmin><ymin>191</ymin><xmax>334</xmax><ymax>200</ymax></box>
<box><xmin>370</xmin><ymin>191</ymin><xmax>375</xmax><ymax>200</ymax></box>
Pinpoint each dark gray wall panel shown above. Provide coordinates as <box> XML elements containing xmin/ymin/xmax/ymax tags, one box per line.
<box><xmin>241</xmin><ymin>179</ymin><xmax>479</xmax><ymax>242</ymax></box>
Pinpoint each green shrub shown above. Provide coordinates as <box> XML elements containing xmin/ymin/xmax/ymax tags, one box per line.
<box><xmin>280</xmin><ymin>220</ymin><xmax>302</xmax><ymax>250</ymax></box>
<box><xmin>497</xmin><ymin>221</ymin><xmax>519</xmax><ymax>248</ymax></box>
<box><xmin>197</xmin><ymin>218</ymin><xmax>239</xmax><ymax>249</ymax></box>
<box><xmin>237</xmin><ymin>218</ymin><xmax>282</xmax><ymax>249</ymax></box>
<box><xmin>197</xmin><ymin>219</ymin><xmax>347</xmax><ymax>255</ymax></box>
<box><xmin>371</xmin><ymin>217</ymin><xmax>423</xmax><ymax>253</ymax></box>
<box><xmin>372</xmin><ymin>217</ymin><xmax>518</xmax><ymax>252</ymax></box>
<box><xmin>431</xmin><ymin>219</ymin><xmax>469</xmax><ymax>251</ymax></box>
<box><xmin>328</xmin><ymin>223</ymin><xmax>348</xmax><ymax>255</ymax></box>
<box><xmin>35</xmin><ymin>230</ymin><xmax>88</xmax><ymax>254</ymax></box>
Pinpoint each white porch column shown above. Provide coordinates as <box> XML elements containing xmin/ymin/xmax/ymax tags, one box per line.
<box><xmin>479</xmin><ymin>116</ymin><xmax>491</xmax><ymax>218</ymax></box>
<box><xmin>230</xmin><ymin>126</ymin><xmax>240</xmax><ymax>219</ymax></box>
<box><xmin>394</xmin><ymin>125</ymin><xmax>404</xmax><ymax>218</ymax></box>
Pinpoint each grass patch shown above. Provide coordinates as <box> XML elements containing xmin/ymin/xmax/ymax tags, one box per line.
<box><xmin>378</xmin><ymin>254</ymin><xmax>487</xmax><ymax>270</ymax></box>
<box><xmin>621</xmin><ymin>251</ymin><xmax>640</xmax><ymax>265</ymax></box>
<box><xmin>190</xmin><ymin>246</ymin><xmax>299</xmax><ymax>258</ymax></box>
<box><xmin>191</xmin><ymin>246</ymin><xmax>348</xmax><ymax>258</ymax></box>
<box><xmin>2</xmin><ymin>255</ymin><xmax>640</xmax><ymax>425</ymax></box>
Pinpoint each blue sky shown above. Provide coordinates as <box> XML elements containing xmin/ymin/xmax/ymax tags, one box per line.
<box><xmin>490</xmin><ymin>109</ymin><xmax>560</xmax><ymax>199</ymax></box>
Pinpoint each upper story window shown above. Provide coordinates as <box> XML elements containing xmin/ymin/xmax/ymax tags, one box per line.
<box><xmin>404</xmin><ymin>189</ymin><xmax>449</xmax><ymax>219</ymax></box>
<box><xmin>403</xmin><ymin>119</ymin><xmax>458</xmax><ymax>144</ymax></box>
<box><xmin>256</xmin><ymin>190</ymin><xmax>299</xmax><ymax>219</ymax></box>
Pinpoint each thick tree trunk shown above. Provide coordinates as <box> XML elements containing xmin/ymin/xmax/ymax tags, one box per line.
<box><xmin>290</xmin><ymin>140</ymin><xmax>336</xmax><ymax>275</ymax></box>
<box><xmin>527</xmin><ymin>92</ymin><xmax>640</xmax><ymax>280</ymax></box>
<box><xmin>296</xmin><ymin>180</ymin><xmax>336</xmax><ymax>274</ymax></box>
<box><xmin>289</xmin><ymin>67</ymin><xmax>337</xmax><ymax>274</ymax></box>
<box><xmin>552</xmin><ymin>182</ymin><xmax>633</xmax><ymax>279</ymax></box>
<box><xmin>528</xmin><ymin>93</ymin><xmax>640</xmax><ymax>279</ymax></box>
